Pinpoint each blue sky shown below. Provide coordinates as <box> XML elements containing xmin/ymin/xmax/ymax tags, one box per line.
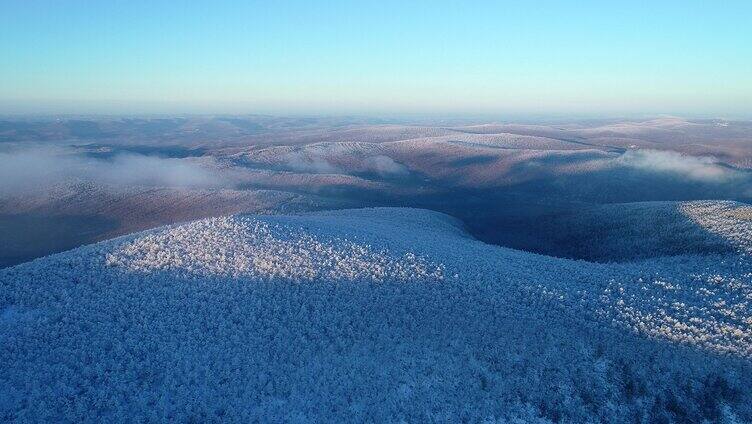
<box><xmin>1</xmin><ymin>0</ymin><xmax>750</xmax><ymax>117</ymax></box>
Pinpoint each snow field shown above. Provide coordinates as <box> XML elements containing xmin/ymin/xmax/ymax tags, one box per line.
<box><xmin>2</xmin><ymin>205</ymin><xmax>752</xmax><ymax>422</ymax></box>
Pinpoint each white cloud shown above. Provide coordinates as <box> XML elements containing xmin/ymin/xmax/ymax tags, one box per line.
<box><xmin>363</xmin><ymin>155</ymin><xmax>409</xmax><ymax>177</ymax></box>
<box><xmin>618</xmin><ymin>149</ymin><xmax>736</xmax><ymax>182</ymax></box>
<box><xmin>282</xmin><ymin>151</ymin><xmax>341</xmax><ymax>174</ymax></box>
<box><xmin>0</xmin><ymin>146</ymin><xmax>225</xmax><ymax>195</ymax></box>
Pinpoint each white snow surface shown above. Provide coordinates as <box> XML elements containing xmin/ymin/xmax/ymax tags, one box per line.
<box><xmin>2</xmin><ymin>203</ymin><xmax>752</xmax><ymax>422</ymax></box>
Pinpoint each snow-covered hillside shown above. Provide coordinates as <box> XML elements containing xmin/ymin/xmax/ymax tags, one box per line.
<box><xmin>2</xmin><ymin>203</ymin><xmax>752</xmax><ymax>422</ymax></box>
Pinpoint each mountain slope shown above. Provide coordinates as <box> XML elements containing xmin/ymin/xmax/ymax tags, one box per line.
<box><xmin>2</xmin><ymin>204</ymin><xmax>752</xmax><ymax>422</ymax></box>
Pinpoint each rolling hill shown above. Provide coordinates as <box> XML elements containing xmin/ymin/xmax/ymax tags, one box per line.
<box><xmin>2</xmin><ymin>202</ymin><xmax>751</xmax><ymax>422</ymax></box>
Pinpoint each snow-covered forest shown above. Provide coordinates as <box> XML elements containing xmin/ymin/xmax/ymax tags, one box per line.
<box><xmin>3</xmin><ymin>201</ymin><xmax>752</xmax><ymax>421</ymax></box>
<box><xmin>2</xmin><ymin>117</ymin><xmax>752</xmax><ymax>421</ymax></box>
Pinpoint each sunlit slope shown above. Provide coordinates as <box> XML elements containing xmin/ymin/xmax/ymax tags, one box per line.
<box><xmin>2</xmin><ymin>203</ymin><xmax>752</xmax><ymax>422</ymax></box>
